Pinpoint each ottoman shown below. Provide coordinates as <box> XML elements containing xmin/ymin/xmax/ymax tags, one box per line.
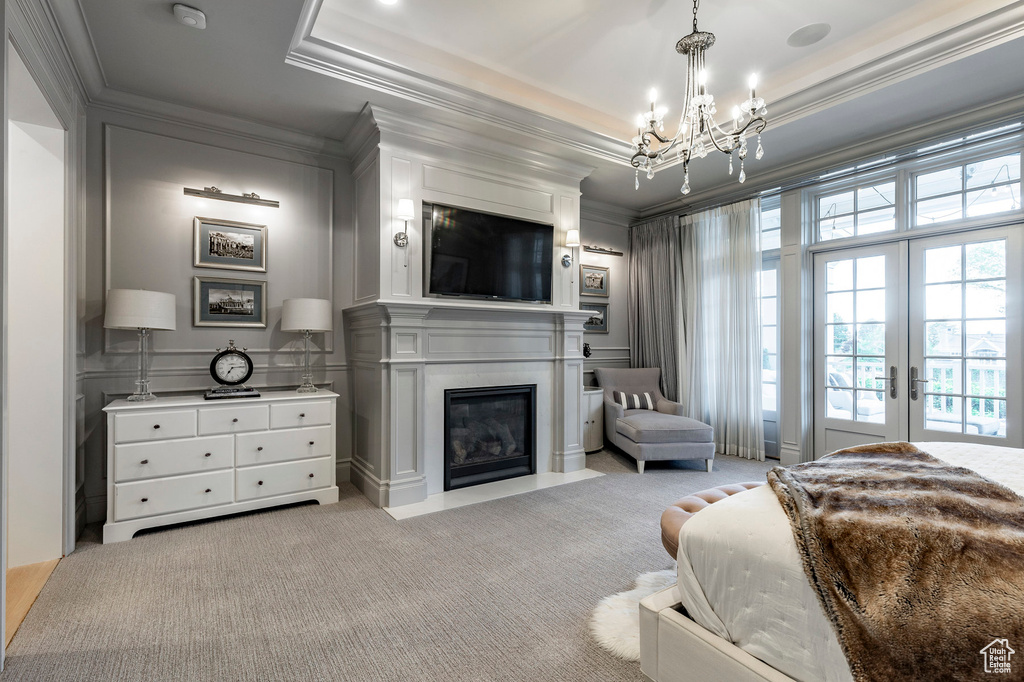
<box><xmin>660</xmin><ymin>482</ymin><xmax>765</xmax><ymax>558</ymax></box>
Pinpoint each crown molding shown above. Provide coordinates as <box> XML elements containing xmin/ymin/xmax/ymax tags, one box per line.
<box><xmin>580</xmin><ymin>200</ymin><xmax>638</xmax><ymax>228</ymax></box>
<box><xmin>346</xmin><ymin>105</ymin><xmax>597</xmax><ymax>185</ymax></box>
<box><xmin>638</xmin><ymin>92</ymin><xmax>1024</xmax><ymax>220</ymax></box>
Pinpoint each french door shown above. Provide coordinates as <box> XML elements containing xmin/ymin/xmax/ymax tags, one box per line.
<box><xmin>814</xmin><ymin>226</ymin><xmax>1023</xmax><ymax>456</ymax></box>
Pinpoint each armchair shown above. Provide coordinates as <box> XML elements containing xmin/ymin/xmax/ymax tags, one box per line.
<box><xmin>594</xmin><ymin>367</ymin><xmax>715</xmax><ymax>474</ymax></box>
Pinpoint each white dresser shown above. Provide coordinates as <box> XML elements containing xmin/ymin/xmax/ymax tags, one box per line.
<box><xmin>103</xmin><ymin>390</ymin><xmax>340</xmax><ymax>543</ymax></box>
<box><xmin>583</xmin><ymin>387</ymin><xmax>605</xmax><ymax>453</ymax></box>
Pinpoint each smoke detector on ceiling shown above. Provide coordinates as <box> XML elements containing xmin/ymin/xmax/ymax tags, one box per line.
<box><xmin>173</xmin><ymin>3</ymin><xmax>207</xmax><ymax>29</ymax></box>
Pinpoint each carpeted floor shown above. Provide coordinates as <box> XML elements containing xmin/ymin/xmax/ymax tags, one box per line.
<box><xmin>1</xmin><ymin>450</ymin><xmax>774</xmax><ymax>682</ymax></box>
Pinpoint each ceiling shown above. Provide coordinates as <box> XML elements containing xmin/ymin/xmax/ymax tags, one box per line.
<box><xmin>57</xmin><ymin>0</ymin><xmax>1024</xmax><ymax>215</ymax></box>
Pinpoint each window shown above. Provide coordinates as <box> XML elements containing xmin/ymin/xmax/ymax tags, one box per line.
<box><xmin>761</xmin><ymin>203</ymin><xmax>781</xmax><ymax>251</ymax></box>
<box><xmin>915</xmin><ymin>153</ymin><xmax>1021</xmax><ymax>226</ymax></box>
<box><xmin>818</xmin><ymin>181</ymin><xmax>896</xmax><ymax>241</ymax></box>
<box><xmin>761</xmin><ymin>263</ymin><xmax>778</xmax><ymax>413</ymax></box>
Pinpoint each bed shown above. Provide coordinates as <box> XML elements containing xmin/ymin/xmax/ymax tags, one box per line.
<box><xmin>638</xmin><ymin>442</ymin><xmax>1024</xmax><ymax>682</ymax></box>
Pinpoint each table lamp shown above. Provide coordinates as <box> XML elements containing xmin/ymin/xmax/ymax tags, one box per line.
<box><xmin>104</xmin><ymin>289</ymin><xmax>177</xmax><ymax>401</ymax></box>
<box><xmin>281</xmin><ymin>298</ymin><xmax>332</xmax><ymax>393</ymax></box>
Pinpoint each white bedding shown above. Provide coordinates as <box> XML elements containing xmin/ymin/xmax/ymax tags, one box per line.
<box><xmin>675</xmin><ymin>442</ymin><xmax>1024</xmax><ymax>682</ymax></box>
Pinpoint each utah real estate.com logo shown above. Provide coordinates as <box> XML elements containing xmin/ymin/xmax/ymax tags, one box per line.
<box><xmin>980</xmin><ymin>639</ymin><xmax>1015</xmax><ymax>674</ymax></box>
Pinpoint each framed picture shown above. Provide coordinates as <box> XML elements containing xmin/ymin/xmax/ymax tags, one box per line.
<box><xmin>580</xmin><ymin>264</ymin><xmax>609</xmax><ymax>297</ymax></box>
<box><xmin>193</xmin><ymin>276</ymin><xmax>267</xmax><ymax>328</ymax></box>
<box><xmin>581</xmin><ymin>302</ymin><xmax>608</xmax><ymax>333</ymax></box>
<box><xmin>194</xmin><ymin>217</ymin><xmax>267</xmax><ymax>273</ymax></box>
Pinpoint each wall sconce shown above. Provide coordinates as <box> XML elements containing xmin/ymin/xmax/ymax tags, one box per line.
<box><xmin>562</xmin><ymin>228</ymin><xmax>580</xmax><ymax>267</ymax></box>
<box><xmin>394</xmin><ymin>198</ymin><xmax>415</xmax><ymax>247</ymax></box>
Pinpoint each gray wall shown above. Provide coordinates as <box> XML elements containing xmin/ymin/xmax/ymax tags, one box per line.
<box><xmin>80</xmin><ymin>108</ymin><xmax>354</xmax><ymax>524</ymax></box>
<box><xmin>579</xmin><ymin>204</ymin><xmax>631</xmax><ymax>385</ymax></box>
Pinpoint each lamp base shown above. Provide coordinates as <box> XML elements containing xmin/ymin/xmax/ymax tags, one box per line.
<box><xmin>296</xmin><ymin>373</ymin><xmax>318</xmax><ymax>393</ymax></box>
<box><xmin>127</xmin><ymin>379</ymin><xmax>157</xmax><ymax>402</ymax></box>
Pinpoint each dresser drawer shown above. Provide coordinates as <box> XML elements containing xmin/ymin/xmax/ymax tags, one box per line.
<box><xmin>198</xmin><ymin>404</ymin><xmax>269</xmax><ymax>435</ymax></box>
<box><xmin>114</xmin><ymin>435</ymin><xmax>233</xmax><ymax>482</ymax></box>
<box><xmin>235</xmin><ymin>426</ymin><xmax>331</xmax><ymax>466</ymax></box>
<box><xmin>269</xmin><ymin>400</ymin><xmax>332</xmax><ymax>429</ymax></box>
<box><xmin>114</xmin><ymin>410</ymin><xmax>196</xmax><ymax>444</ymax></box>
<box><xmin>114</xmin><ymin>470</ymin><xmax>234</xmax><ymax>521</ymax></box>
<box><xmin>235</xmin><ymin>456</ymin><xmax>332</xmax><ymax>501</ymax></box>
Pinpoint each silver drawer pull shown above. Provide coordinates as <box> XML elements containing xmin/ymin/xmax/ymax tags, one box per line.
<box><xmin>308</xmin><ymin>473</ymin><xmax>314</xmax><ymax>478</ymax></box>
<box><xmin>257</xmin><ymin>480</ymin><xmax>263</xmax><ymax>486</ymax></box>
<box><xmin>140</xmin><ymin>459</ymin><xmax>149</xmax><ymax>465</ymax></box>
<box><xmin>232</xmin><ymin>418</ymin><xmax>239</xmax><ymax>423</ymax></box>
<box><xmin>141</xmin><ymin>497</ymin><xmax>148</xmax><ymax>502</ymax></box>
<box><xmin>309</xmin><ymin>441</ymin><xmax>314</xmax><ymax>446</ymax></box>
<box><xmin>299</xmin><ymin>413</ymin><xmax>306</xmax><ymax>418</ymax></box>
<box><xmin>204</xmin><ymin>488</ymin><xmax>211</xmax><ymax>493</ymax></box>
<box><xmin>257</xmin><ymin>446</ymin><xmax>263</xmax><ymax>451</ymax></box>
<box><xmin>153</xmin><ymin>424</ymin><xmax>160</xmax><ymax>429</ymax></box>
<box><xmin>204</xmin><ymin>452</ymin><xmax>212</xmax><ymax>457</ymax></box>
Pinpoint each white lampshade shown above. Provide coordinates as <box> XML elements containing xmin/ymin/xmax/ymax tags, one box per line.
<box><xmin>104</xmin><ymin>289</ymin><xmax>176</xmax><ymax>330</ymax></box>
<box><xmin>281</xmin><ymin>298</ymin><xmax>332</xmax><ymax>332</ymax></box>
<box><xmin>565</xmin><ymin>228</ymin><xmax>581</xmax><ymax>247</ymax></box>
<box><xmin>396</xmin><ymin>198</ymin><xmax>416</xmax><ymax>221</ymax></box>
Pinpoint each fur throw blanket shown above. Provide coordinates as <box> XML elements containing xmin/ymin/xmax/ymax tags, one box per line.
<box><xmin>768</xmin><ymin>442</ymin><xmax>1024</xmax><ymax>681</ymax></box>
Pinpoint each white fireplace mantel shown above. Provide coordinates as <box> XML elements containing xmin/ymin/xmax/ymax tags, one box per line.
<box><xmin>345</xmin><ymin>301</ymin><xmax>592</xmax><ymax>507</ymax></box>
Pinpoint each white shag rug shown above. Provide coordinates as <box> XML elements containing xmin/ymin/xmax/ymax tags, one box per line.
<box><xmin>589</xmin><ymin>568</ymin><xmax>677</xmax><ymax>660</ymax></box>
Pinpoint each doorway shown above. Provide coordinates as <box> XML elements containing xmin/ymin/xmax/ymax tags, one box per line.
<box><xmin>813</xmin><ymin>226</ymin><xmax>1023</xmax><ymax>456</ymax></box>
<box><xmin>4</xmin><ymin>40</ymin><xmax>68</xmax><ymax>646</ymax></box>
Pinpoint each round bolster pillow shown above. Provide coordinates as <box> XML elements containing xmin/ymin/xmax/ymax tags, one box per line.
<box><xmin>660</xmin><ymin>482</ymin><xmax>765</xmax><ymax>559</ymax></box>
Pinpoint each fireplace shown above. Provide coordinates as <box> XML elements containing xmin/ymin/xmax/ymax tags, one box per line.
<box><xmin>444</xmin><ymin>385</ymin><xmax>537</xmax><ymax>490</ymax></box>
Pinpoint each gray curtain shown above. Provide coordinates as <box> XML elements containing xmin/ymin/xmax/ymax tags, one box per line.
<box><xmin>628</xmin><ymin>216</ymin><xmax>682</xmax><ymax>401</ymax></box>
<box><xmin>680</xmin><ymin>199</ymin><xmax>765</xmax><ymax>460</ymax></box>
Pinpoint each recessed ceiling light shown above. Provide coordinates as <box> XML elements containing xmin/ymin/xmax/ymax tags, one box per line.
<box><xmin>378</xmin><ymin>0</ymin><xmax>399</xmax><ymax>5</ymax></box>
<box><xmin>787</xmin><ymin>23</ymin><xmax>831</xmax><ymax>48</ymax></box>
<box><xmin>173</xmin><ymin>3</ymin><xmax>207</xmax><ymax>29</ymax></box>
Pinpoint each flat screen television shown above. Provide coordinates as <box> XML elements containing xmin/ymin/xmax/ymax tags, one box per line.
<box><xmin>425</xmin><ymin>203</ymin><xmax>553</xmax><ymax>303</ymax></box>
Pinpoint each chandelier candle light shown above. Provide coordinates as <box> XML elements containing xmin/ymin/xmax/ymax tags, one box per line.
<box><xmin>630</xmin><ymin>0</ymin><xmax>767</xmax><ymax>195</ymax></box>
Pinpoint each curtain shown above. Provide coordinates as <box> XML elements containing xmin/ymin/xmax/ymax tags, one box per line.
<box><xmin>680</xmin><ymin>199</ymin><xmax>765</xmax><ymax>460</ymax></box>
<box><xmin>628</xmin><ymin>216</ymin><xmax>682</xmax><ymax>401</ymax></box>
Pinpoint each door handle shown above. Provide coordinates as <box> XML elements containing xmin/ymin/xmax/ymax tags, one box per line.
<box><xmin>910</xmin><ymin>366</ymin><xmax>929</xmax><ymax>401</ymax></box>
<box><xmin>873</xmin><ymin>365</ymin><xmax>897</xmax><ymax>399</ymax></box>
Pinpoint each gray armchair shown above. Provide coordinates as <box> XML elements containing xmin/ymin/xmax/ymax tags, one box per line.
<box><xmin>594</xmin><ymin>367</ymin><xmax>715</xmax><ymax>473</ymax></box>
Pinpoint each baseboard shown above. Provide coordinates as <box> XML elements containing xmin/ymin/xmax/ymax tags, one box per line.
<box><xmin>335</xmin><ymin>458</ymin><xmax>351</xmax><ymax>486</ymax></box>
<box><xmin>349</xmin><ymin>460</ymin><xmax>387</xmax><ymax>507</ymax></box>
<box><xmin>553</xmin><ymin>448</ymin><xmax>587</xmax><ymax>473</ymax></box>
<box><xmin>384</xmin><ymin>476</ymin><xmax>429</xmax><ymax>508</ymax></box>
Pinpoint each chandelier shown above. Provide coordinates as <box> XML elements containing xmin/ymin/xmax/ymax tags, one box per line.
<box><xmin>630</xmin><ymin>0</ymin><xmax>767</xmax><ymax>195</ymax></box>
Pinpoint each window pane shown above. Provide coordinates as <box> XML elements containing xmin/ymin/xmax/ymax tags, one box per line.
<box><xmin>826</xmin><ymin>356</ymin><xmax>854</xmax><ymax>383</ymax></box>
<box><xmin>761</xmin><ymin>268</ymin><xmax>778</xmax><ymax>296</ymax></box>
<box><xmin>762</xmin><ymin>327</ymin><xmax>777</xmax><ymax>354</ymax></box>
<box><xmin>763</xmin><ymin>353</ymin><xmax>777</xmax><ymax>372</ymax></box>
<box><xmin>965</xmin><ymin>154</ymin><xmax>1020</xmax><ymax>189</ymax></box>
<box><xmin>966</xmin><ymin>320</ymin><xmax>1005</xmax><ymax>357</ymax></box>
<box><xmin>826</xmin><ymin>260</ymin><xmax>853</xmax><ymax>291</ymax></box>
<box><xmin>918</xmin><ymin>166</ymin><xmax>962</xmax><ymax>199</ymax></box>
<box><xmin>857</xmin><ymin>182</ymin><xmax>896</xmax><ymax>211</ymax></box>
<box><xmin>966</xmin><ymin>240</ymin><xmax>1006</xmax><ymax>280</ymax></box>
<box><xmin>966</xmin><ymin>185</ymin><xmax>1020</xmax><ymax>218</ymax></box>
<box><xmin>926</xmin><ymin>395</ymin><xmax>962</xmax><ymax>432</ymax></box>
<box><xmin>856</xmin><ymin>323</ymin><xmax>885</xmax><ymax>355</ymax></box>
<box><xmin>925</xmin><ymin>283</ymin><xmax>962</xmax><ymax>319</ymax></box>
<box><xmin>827</xmin><ymin>292</ymin><xmax>854</xmax><ymax>324</ymax></box>
<box><xmin>925</xmin><ymin>245</ymin><xmax>962</xmax><ymax>283</ymax></box>
<box><xmin>856</xmin><ymin>256</ymin><xmax>886</xmax><ymax>289</ymax></box>
<box><xmin>761</xmin><ymin>299</ymin><xmax>777</xmax><ymax>325</ymax></box>
<box><xmin>826</xmin><ymin>388</ymin><xmax>854</xmax><ymax>420</ymax></box>
<box><xmin>967</xmin><ymin>360</ymin><xmax>1005</xmax><ymax>397</ymax></box>
<box><xmin>857</xmin><ymin>208</ymin><xmax>896</xmax><ymax>235</ymax></box>
<box><xmin>926</xmin><ymin>321</ymin><xmax>962</xmax><ymax>357</ymax></box>
<box><xmin>856</xmin><ymin>289</ymin><xmax>885</xmax><ymax>322</ymax></box>
<box><xmin>820</xmin><ymin>214</ymin><xmax>855</xmax><ymax>241</ymax></box>
<box><xmin>856</xmin><ymin>357</ymin><xmax>886</xmax><ymax>391</ymax></box>
<box><xmin>856</xmin><ymin>391</ymin><xmax>886</xmax><ymax>423</ymax></box>
<box><xmin>761</xmin><ymin>207</ymin><xmax>781</xmax><ymax>230</ymax></box>
<box><xmin>820</xmin><ymin>191</ymin><xmax>854</xmax><ymax>218</ymax></box>
<box><xmin>967</xmin><ymin>398</ymin><xmax>1005</xmax><ymax>437</ymax></box>
<box><xmin>927</xmin><ymin>358</ymin><xmax>962</xmax><ymax>394</ymax></box>
<box><xmin>762</xmin><ymin>383</ymin><xmax>777</xmax><ymax>412</ymax></box>
<box><xmin>917</xmin><ymin>194</ymin><xmax>963</xmax><ymax>224</ymax></box>
<box><xmin>965</xmin><ymin>281</ymin><xmax>1005</xmax><ymax>319</ymax></box>
<box><xmin>827</xmin><ymin>324</ymin><xmax>854</xmax><ymax>354</ymax></box>
<box><xmin>762</xmin><ymin>229</ymin><xmax>781</xmax><ymax>251</ymax></box>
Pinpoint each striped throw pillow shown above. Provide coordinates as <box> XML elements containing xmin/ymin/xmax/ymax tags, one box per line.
<box><xmin>612</xmin><ymin>390</ymin><xmax>656</xmax><ymax>410</ymax></box>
